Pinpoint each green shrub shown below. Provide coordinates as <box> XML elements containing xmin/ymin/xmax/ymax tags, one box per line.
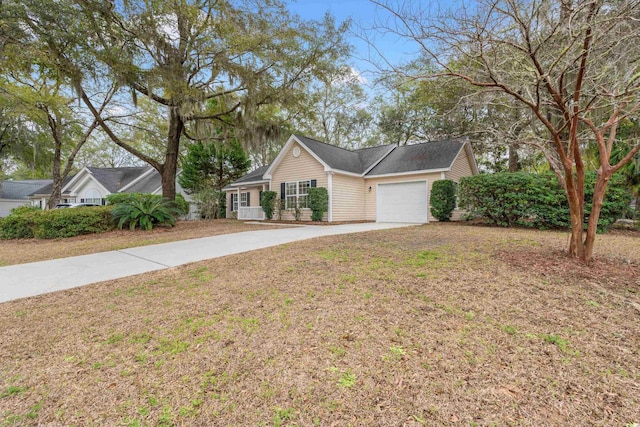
<box><xmin>192</xmin><ymin>189</ymin><xmax>225</xmax><ymax>219</ymax></box>
<box><xmin>34</xmin><ymin>206</ymin><xmax>114</xmax><ymax>239</ymax></box>
<box><xmin>10</xmin><ymin>205</ymin><xmax>40</xmax><ymax>215</ymax></box>
<box><xmin>430</xmin><ymin>180</ymin><xmax>457</xmax><ymax>221</ymax></box>
<box><xmin>308</xmin><ymin>187</ymin><xmax>328</xmax><ymax>221</ymax></box>
<box><xmin>0</xmin><ymin>209</ymin><xmax>41</xmax><ymax>239</ymax></box>
<box><xmin>111</xmin><ymin>196</ymin><xmax>179</xmax><ymax>230</ymax></box>
<box><xmin>458</xmin><ymin>172</ymin><xmax>632</xmax><ymax>232</ymax></box>
<box><xmin>260</xmin><ymin>191</ymin><xmax>277</xmax><ymax>220</ymax></box>
<box><xmin>106</xmin><ymin>193</ymin><xmax>189</xmax><ymax>217</ymax></box>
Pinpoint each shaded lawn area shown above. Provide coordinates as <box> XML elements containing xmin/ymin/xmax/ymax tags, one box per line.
<box><xmin>0</xmin><ymin>219</ymin><xmax>287</xmax><ymax>266</ymax></box>
<box><xmin>0</xmin><ymin>224</ymin><xmax>638</xmax><ymax>426</ymax></box>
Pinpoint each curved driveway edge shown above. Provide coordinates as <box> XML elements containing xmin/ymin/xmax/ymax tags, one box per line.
<box><xmin>0</xmin><ymin>222</ymin><xmax>414</xmax><ymax>303</ymax></box>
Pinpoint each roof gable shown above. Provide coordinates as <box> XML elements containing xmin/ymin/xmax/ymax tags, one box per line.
<box><xmin>86</xmin><ymin>166</ymin><xmax>152</xmax><ymax>193</ymax></box>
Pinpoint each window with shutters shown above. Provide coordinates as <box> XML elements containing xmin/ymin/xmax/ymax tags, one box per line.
<box><xmin>285</xmin><ymin>180</ymin><xmax>311</xmax><ymax>209</ymax></box>
<box><xmin>231</xmin><ymin>192</ymin><xmax>249</xmax><ymax>211</ymax></box>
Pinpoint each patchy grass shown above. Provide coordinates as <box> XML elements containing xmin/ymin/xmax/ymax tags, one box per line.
<box><xmin>0</xmin><ymin>224</ymin><xmax>639</xmax><ymax>426</ymax></box>
<box><xmin>0</xmin><ymin>219</ymin><xmax>288</xmax><ymax>266</ymax></box>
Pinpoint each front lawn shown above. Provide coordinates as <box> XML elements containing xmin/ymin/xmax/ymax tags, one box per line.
<box><xmin>0</xmin><ymin>219</ymin><xmax>287</xmax><ymax>266</ymax></box>
<box><xmin>0</xmin><ymin>224</ymin><xmax>638</xmax><ymax>426</ymax></box>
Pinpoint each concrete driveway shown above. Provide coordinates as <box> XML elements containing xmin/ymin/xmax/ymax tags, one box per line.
<box><xmin>0</xmin><ymin>222</ymin><xmax>413</xmax><ymax>303</ymax></box>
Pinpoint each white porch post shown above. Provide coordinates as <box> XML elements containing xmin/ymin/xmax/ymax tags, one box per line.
<box><xmin>327</xmin><ymin>171</ymin><xmax>333</xmax><ymax>222</ymax></box>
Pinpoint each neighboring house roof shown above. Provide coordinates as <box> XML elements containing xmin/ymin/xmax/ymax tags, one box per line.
<box><xmin>86</xmin><ymin>166</ymin><xmax>152</xmax><ymax>193</ymax></box>
<box><xmin>26</xmin><ymin>166</ymin><xmax>169</xmax><ymax>198</ymax></box>
<box><xmin>123</xmin><ymin>169</ymin><xmax>162</xmax><ymax>194</ymax></box>
<box><xmin>28</xmin><ymin>176</ymin><xmax>76</xmax><ymax>197</ymax></box>
<box><xmin>0</xmin><ymin>180</ymin><xmax>53</xmax><ymax>200</ymax></box>
<box><xmin>366</xmin><ymin>139</ymin><xmax>465</xmax><ymax>176</ymax></box>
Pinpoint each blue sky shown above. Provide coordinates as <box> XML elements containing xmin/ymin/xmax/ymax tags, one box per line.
<box><xmin>286</xmin><ymin>0</ymin><xmax>420</xmax><ymax>83</ymax></box>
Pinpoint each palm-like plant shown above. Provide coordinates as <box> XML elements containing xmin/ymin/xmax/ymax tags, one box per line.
<box><xmin>111</xmin><ymin>196</ymin><xmax>179</xmax><ymax>230</ymax></box>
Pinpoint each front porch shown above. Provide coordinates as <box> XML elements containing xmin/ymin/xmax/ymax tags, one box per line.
<box><xmin>238</xmin><ymin>206</ymin><xmax>265</xmax><ymax>220</ymax></box>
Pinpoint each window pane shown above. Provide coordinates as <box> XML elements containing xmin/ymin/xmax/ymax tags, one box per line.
<box><xmin>298</xmin><ymin>195</ymin><xmax>308</xmax><ymax>209</ymax></box>
<box><xmin>286</xmin><ymin>182</ymin><xmax>297</xmax><ymax>196</ymax></box>
<box><xmin>298</xmin><ymin>180</ymin><xmax>310</xmax><ymax>195</ymax></box>
<box><xmin>286</xmin><ymin>195</ymin><xmax>296</xmax><ymax>209</ymax></box>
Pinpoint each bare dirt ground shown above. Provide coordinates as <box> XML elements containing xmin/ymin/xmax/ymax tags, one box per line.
<box><xmin>0</xmin><ymin>219</ymin><xmax>287</xmax><ymax>266</ymax></box>
<box><xmin>0</xmin><ymin>224</ymin><xmax>638</xmax><ymax>426</ymax></box>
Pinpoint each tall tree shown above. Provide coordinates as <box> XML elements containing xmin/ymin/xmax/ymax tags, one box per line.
<box><xmin>374</xmin><ymin>0</ymin><xmax>640</xmax><ymax>263</ymax></box>
<box><xmin>8</xmin><ymin>0</ymin><xmax>350</xmax><ymax>200</ymax></box>
<box><xmin>179</xmin><ymin>139</ymin><xmax>250</xmax><ymax>195</ymax></box>
<box><xmin>294</xmin><ymin>67</ymin><xmax>374</xmax><ymax>148</ymax></box>
<box><xmin>374</xmin><ymin>60</ymin><xmax>537</xmax><ymax>171</ymax></box>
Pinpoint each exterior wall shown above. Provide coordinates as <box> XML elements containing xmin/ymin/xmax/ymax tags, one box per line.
<box><xmin>0</xmin><ymin>200</ymin><xmax>30</xmax><ymax>217</ymax></box>
<box><xmin>271</xmin><ymin>141</ymin><xmax>328</xmax><ymax>221</ymax></box>
<box><xmin>73</xmin><ymin>175</ymin><xmax>108</xmax><ymax>203</ymax></box>
<box><xmin>364</xmin><ymin>172</ymin><xmax>444</xmax><ymax>222</ymax></box>
<box><xmin>445</xmin><ymin>147</ymin><xmax>475</xmax><ymax>220</ymax></box>
<box><xmin>331</xmin><ymin>173</ymin><xmax>366</xmax><ymax>221</ymax></box>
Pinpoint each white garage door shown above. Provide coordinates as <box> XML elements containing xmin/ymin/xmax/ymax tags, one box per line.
<box><xmin>377</xmin><ymin>181</ymin><xmax>428</xmax><ymax>223</ymax></box>
<box><xmin>0</xmin><ymin>200</ymin><xmax>30</xmax><ymax>217</ymax></box>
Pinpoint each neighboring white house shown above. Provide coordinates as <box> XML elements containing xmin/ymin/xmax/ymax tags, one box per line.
<box><xmin>0</xmin><ymin>179</ymin><xmax>52</xmax><ymax>217</ymax></box>
<box><xmin>0</xmin><ymin>166</ymin><xmax>198</xmax><ymax>219</ymax></box>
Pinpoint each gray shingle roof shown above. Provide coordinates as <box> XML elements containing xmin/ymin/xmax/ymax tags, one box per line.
<box><xmin>28</xmin><ymin>176</ymin><xmax>76</xmax><ymax>196</ymax></box>
<box><xmin>294</xmin><ymin>134</ymin><xmax>396</xmax><ymax>174</ymax></box>
<box><xmin>87</xmin><ymin>166</ymin><xmax>152</xmax><ymax>192</ymax></box>
<box><xmin>366</xmin><ymin>139</ymin><xmax>465</xmax><ymax>176</ymax></box>
<box><xmin>232</xmin><ymin>165</ymin><xmax>270</xmax><ymax>184</ymax></box>
<box><xmin>0</xmin><ymin>180</ymin><xmax>53</xmax><ymax>199</ymax></box>
<box><xmin>229</xmin><ymin>135</ymin><xmax>468</xmax><ymax>185</ymax></box>
<box><xmin>123</xmin><ymin>170</ymin><xmax>161</xmax><ymax>194</ymax></box>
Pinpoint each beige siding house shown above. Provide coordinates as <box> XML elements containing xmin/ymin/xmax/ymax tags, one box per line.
<box><xmin>224</xmin><ymin>134</ymin><xmax>478</xmax><ymax>223</ymax></box>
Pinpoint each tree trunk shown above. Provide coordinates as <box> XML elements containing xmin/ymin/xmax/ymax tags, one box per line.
<box><xmin>47</xmin><ymin>118</ymin><xmax>63</xmax><ymax>209</ymax></box>
<box><xmin>508</xmin><ymin>143</ymin><xmax>519</xmax><ymax>172</ymax></box>
<box><xmin>564</xmin><ymin>170</ymin><xmax>585</xmax><ymax>259</ymax></box>
<box><xmin>162</xmin><ymin>106</ymin><xmax>183</xmax><ymax>200</ymax></box>
<box><xmin>582</xmin><ymin>171</ymin><xmax>610</xmax><ymax>263</ymax></box>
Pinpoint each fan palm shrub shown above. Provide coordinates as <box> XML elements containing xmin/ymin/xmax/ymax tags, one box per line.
<box><xmin>111</xmin><ymin>196</ymin><xmax>179</xmax><ymax>230</ymax></box>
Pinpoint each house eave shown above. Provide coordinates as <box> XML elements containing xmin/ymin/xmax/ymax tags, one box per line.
<box><xmin>365</xmin><ymin>167</ymin><xmax>451</xmax><ymax>179</ymax></box>
<box><xmin>227</xmin><ymin>179</ymin><xmax>269</xmax><ymax>188</ymax></box>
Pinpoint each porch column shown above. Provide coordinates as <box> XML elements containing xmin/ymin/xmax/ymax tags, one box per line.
<box><xmin>327</xmin><ymin>171</ymin><xmax>333</xmax><ymax>222</ymax></box>
<box><xmin>237</xmin><ymin>188</ymin><xmax>240</xmax><ymax>216</ymax></box>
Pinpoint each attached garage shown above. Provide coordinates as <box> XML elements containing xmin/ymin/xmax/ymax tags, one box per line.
<box><xmin>376</xmin><ymin>180</ymin><xmax>428</xmax><ymax>223</ymax></box>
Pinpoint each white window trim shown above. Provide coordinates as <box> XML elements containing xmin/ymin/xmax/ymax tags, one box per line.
<box><xmin>231</xmin><ymin>192</ymin><xmax>249</xmax><ymax>212</ymax></box>
<box><xmin>284</xmin><ymin>179</ymin><xmax>311</xmax><ymax>209</ymax></box>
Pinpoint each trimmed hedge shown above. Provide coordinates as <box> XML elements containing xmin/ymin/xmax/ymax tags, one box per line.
<box><xmin>0</xmin><ymin>206</ymin><xmax>115</xmax><ymax>239</ymax></box>
<box><xmin>430</xmin><ymin>180</ymin><xmax>457</xmax><ymax>221</ymax></box>
<box><xmin>308</xmin><ymin>187</ymin><xmax>328</xmax><ymax>221</ymax></box>
<box><xmin>458</xmin><ymin>172</ymin><xmax>631</xmax><ymax>232</ymax></box>
<box><xmin>106</xmin><ymin>193</ymin><xmax>189</xmax><ymax>216</ymax></box>
<box><xmin>35</xmin><ymin>206</ymin><xmax>114</xmax><ymax>238</ymax></box>
<box><xmin>0</xmin><ymin>207</ymin><xmax>41</xmax><ymax>239</ymax></box>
